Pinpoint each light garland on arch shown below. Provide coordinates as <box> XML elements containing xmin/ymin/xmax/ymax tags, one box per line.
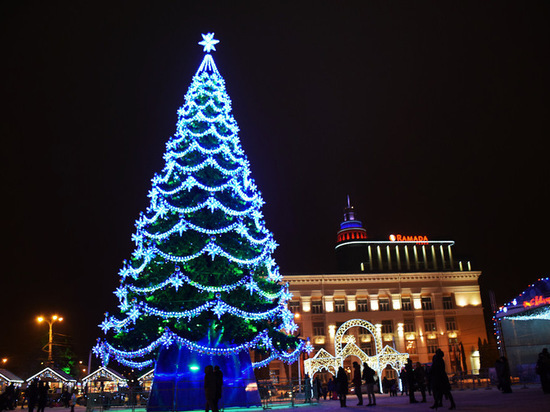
<box><xmin>96</xmin><ymin>33</ymin><xmax>305</xmax><ymax>370</ymax></box>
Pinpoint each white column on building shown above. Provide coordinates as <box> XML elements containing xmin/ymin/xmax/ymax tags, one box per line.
<box><xmin>395</xmin><ymin>245</ymin><xmax>401</xmax><ymax>271</ymax></box>
<box><xmin>431</xmin><ymin>245</ymin><xmax>438</xmax><ymax>270</ymax></box>
<box><xmin>404</xmin><ymin>245</ymin><xmax>411</xmax><ymax>271</ymax></box>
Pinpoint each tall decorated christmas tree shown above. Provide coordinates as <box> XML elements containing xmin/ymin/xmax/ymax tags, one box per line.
<box><xmin>94</xmin><ymin>34</ymin><xmax>310</xmax><ymax>410</ymax></box>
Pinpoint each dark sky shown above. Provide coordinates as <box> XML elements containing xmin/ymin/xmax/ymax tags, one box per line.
<box><xmin>2</xmin><ymin>2</ymin><xmax>549</xmax><ymax>375</ymax></box>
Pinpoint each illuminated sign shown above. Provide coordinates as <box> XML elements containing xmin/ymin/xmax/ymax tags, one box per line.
<box><xmin>389</xmin><ymin>234</ymin><xmax>429</xmax><ymax>243</ymax></box>
<box><xmin>523</xmin><ymin>295</ymin><xmax>550</xmax><ymax>308</ymax></box>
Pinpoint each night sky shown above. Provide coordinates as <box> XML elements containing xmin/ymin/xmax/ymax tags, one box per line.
<box><xmin>2</xmin><ymin>2</ymin><xmax>549</xmax><ymax>375</ymax></box>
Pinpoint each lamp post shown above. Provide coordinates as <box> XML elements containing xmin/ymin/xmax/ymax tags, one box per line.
<box><xmin>37</xmin><ymin>315</ymin><xmax>63</xmax><ymax>365</ymax></box>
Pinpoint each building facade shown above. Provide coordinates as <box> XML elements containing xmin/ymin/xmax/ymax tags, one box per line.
<box><xmin>270</xmin><ymin>202</ymin><xmax>488</xmax><ymax>381</ymax></box>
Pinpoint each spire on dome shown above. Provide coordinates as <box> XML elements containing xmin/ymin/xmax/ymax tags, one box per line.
<box><xmin>336</xmin><ymin>197</ymin><xmax>367</xmax><ymax>243</ymax></box>
<box><xmin>343</xmin><ymin>195</ymin><xmax>356</xmax><ymax>222</ymax></box>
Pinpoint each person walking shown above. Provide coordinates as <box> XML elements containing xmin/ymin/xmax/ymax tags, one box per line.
<box><xmin>204</xmin><ymin>365</ymin><xmax>218</xmax><ymax>412</ymax></box>
<box><xmin>414</xmin><ymin>362</ymin><xmax>427</xmax><ymax>403</ymax></box>
<box><xmin>26</xmin><ymin>380</ymin><xmax>38</xmax><ymax>412</ymax></box>
<box><xmin>213</xmin><ymin>365</ymin><xmax>223</xmax><ymax>410</ymax></box>
<box><xmin>352</xmin><ymin>362</ymin><xmax>363</xmax><ymax>405</ymax></box>
<box><xmin>430</xmin><ymin>349</ymin><xmax>456</xmax><ymax>410</ymax></box>
<box><xmin>336</xmin><ymin>366</ymin><xmax>348</xmax><ymax>407</ymax></box>
<box><xmin>37</xmin><ymin>382</ymin><xmax>49</xmax><ymax>412</ymax></box>
<box><xmin>362</xmin><ymin>362</ymin><xmax>376</xmax><ymax>407</ymax></box>
<box><xmin>405</xmin><ymin>359</ymin><xmax>418</xmax><ymax>403</ymax></box>
<box><xmin>327</xmin><ymin>378</ymin><xmax>336</xmax><ymax>400</ymax></box>
<box><xmin>399</xmin><ymin>367</ymin><xmax>408</xmax><ymax>396</ymax></box>
<box><xmin>304</xmin><ymin>374</ymin><xmax>312</xmax><ymax>403</ymax></box>
<box><xmin>536</xmin><ymin>348</ymin><xmax>550</xmax><ymax>394</ymax></box>
<box><xmin>313</xmin><ymin>376</ymin><xmax>322</xmax><ymax>402</ymax></box>
<box><xmin>69</xmin><ymin>392</ymin><xmax>76</xmax><ymax>412</ymax></box>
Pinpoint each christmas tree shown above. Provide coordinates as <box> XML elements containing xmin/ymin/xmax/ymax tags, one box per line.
<box><xmin>94</xmin><ymin>33</ymin><xmax>309</xmax><ymax>374</ymax></box>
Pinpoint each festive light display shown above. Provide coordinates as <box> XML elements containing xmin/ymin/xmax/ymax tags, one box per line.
<box><xmin>82</xmin><ymin>366</ymin><xmax>128</xmax><ymax>388</ymax></box>
<box><xmin>94</xmin><ymin>33</ymin><xmax>307</xmax><ymax>370</ymax></box>
<box><xmin>493</xmin><ymin>277</ymin><xmax>550</xmax><ymax>351</ymax></box>
<box><xmin>304</xmin><ymin>319</ymin><xmax>408</xmax><ymax>394</ymax></box>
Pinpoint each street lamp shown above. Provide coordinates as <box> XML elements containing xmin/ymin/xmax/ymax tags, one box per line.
<box><xmin>37</xmin><ymin>315</ymin><xmax>63</xmax><ymax>365</ymax></box>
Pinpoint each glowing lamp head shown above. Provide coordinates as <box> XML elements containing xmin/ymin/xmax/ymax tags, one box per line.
<box><xmin>37</xmin><ymin>316</ymin><xmax>44</xmax><ymax>323</ymax></box>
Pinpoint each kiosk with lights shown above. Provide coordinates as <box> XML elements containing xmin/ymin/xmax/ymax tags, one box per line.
<box><xmin>494</xmin><ymin>278</ymin><xmax>550</xmax><ymax>378</ymax></box>
<box><xmin>93</xmin><ymin>33</ymin><xmax>309</xmax><ymax>411</ymax></box>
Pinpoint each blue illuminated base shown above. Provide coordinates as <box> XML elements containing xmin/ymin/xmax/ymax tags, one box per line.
<box><xmin>147</xmin><ymin>342</ymin><xmax>261</xmax><ymax>411</ymax></box>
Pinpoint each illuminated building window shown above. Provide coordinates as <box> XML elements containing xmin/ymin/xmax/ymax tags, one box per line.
<box><xmin>361</xmin><ymin>341</ymin><xmax>375</xmax><ymax>356</ymax></box>
<box><xmin>427</xmin><ymin>338</ymin><xmax>438</xmax><ymax>354</ymax></box>
<box><xmin>443</xmin><ymin>296</ymin><xmax>453</xmax><ymax>310</ymax></box>
<box><xmin>401</xmin><ymin>297</ymin><xmax>412</xmax><ymax>311</ymax></box>
<box><xmin>313</xmin><ymin>322</ymin><xmax>325</xmax><ymax>336</ymax></box>
<box><xmin>445</xmin><ymin>317</ymin><xmax>457</xmax><ymax>331</ymax></box>
<box><xmin>381</xmin><ymin>320</ymin><xmax>393</xmax><ymax>334</ymax></box>
<box><xmin>406</xmin><ymin>339</ymin><xmax>417</xmax><ymax>354</ymax></box>
<box><xmin>424</xmin><ymin>318</ymin><xmax>436</xmax><ymax>332</ymax></box>
<box><xmin>379</xmin><ymin>298</ymin><xmax>391</xmax><ymax>311</ymax></box>
<box><xmin>357</xmin><ymin>299</ymin><xmax>369</xmax><ymax>312</ymax></box>
<box><xmin>334</xmin><ymin>299</ymin><xmax>346</xmax><ymax>313</ymax></box>
<box><xmin>421</xmin><ymin>296</ymin><xmax>433</xmax><ymax>310</ymax></box>
<box><xmin>288</xmin><ymin>301</ymin><xmax>301</xmax><ymax>313</ymax></box>
<box><xmin>403</xmin><ymin>318</ymin><xmax>415</xmax><ymax>333</ymax></box>
<box><xmin>311</xmin><ymin>300</ymin><xmax>323</xmax><ymax>314</ymax></box>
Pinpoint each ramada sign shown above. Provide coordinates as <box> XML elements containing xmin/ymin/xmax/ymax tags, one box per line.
<box><xmin>389</xmin><ymin>234</ymin><xmax>429</xmax><ymax>243</ymax></box>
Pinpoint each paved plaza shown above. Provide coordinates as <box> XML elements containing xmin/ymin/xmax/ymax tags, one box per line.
<box><xmin>62</xmin><ymin>383</ymin><xmax>547</xmax><ymax>412</ymax></box>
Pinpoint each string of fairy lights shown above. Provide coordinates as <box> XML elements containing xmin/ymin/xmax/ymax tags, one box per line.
<box><xmin>94</xmin><ymin>33</ymin><xmax>310</xmax><ymax>369</ymax></box>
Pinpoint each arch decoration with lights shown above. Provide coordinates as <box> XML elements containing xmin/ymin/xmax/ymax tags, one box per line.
<box><xmin>304</xmin><ymin>319</ymin><xmax>409</xmax><ymax>393</ymax></box>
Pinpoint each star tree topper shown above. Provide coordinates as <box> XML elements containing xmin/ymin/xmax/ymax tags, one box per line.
<box><xmin>198</xmin><ymin>33</ymin><xmax>220</xmax><ymax>52</ymax></box>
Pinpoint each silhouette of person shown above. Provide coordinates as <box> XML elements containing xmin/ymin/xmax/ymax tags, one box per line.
<box><xmin>430</xmin><ymin>349</ymin><xmax>456</xmax><ymax>410</ymax></box>
<box><xmin>405</xmin><ymin>359</ymin><xmax>418</xmax><ymax>403</ymax></box>
<box><xmin>204</xmin><ymin>365</ymin><xmax>218</xmax><ymax>412</ymax></box>
<box><xmin>37</xmin><ymin>381</ymin><xmax>49</xmax><ymax>412</ymax></box>
<box><xmin>27</xmin><ymin>379</ymin><xmax>38</xmax><ymax>412</ymax></box>
<box><xmin>362</xmin><ymin>362</ymin><xmax>376</xmax><ymax>406</ymax></box>
<box><xmin>352</xmin><ymin>362</ymin><xmax>363</xmax><ymax>405</ymax></box>
<box><xmin>414</xmin><ymin>362</ymin><xmax>427</xmax><ymax>403</ymax></box>
<box><xmin>336</xmin><ymin>367</ymin><xmax>348</xmax><ymax>408</ymax></box>
<box><xmin>536</xmin><ymin>348</ymin><xmax>550</xmax><ymax>393</ymax></box>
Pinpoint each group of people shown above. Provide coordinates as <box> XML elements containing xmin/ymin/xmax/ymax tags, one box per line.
<box><xmin>204</xmin><ymin>365</ymin><xmax>223</xmax><ymax>412</ymax></box>
<box><xmin>307</xmin><ymin>348</ymin><xmax>456</xmax><ymax>409</ymax></box>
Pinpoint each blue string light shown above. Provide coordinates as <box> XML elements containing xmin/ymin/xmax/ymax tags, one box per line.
<box><xmin>96</xmin><ymin>34</ymin><xmax>304</xmax><ymax>369</ymax></box>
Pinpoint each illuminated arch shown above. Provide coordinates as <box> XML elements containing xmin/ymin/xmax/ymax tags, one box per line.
<box><xmin>334</xmin><ymin>319</ymin><xmax>383</xmax><ymax>358</ymax></box>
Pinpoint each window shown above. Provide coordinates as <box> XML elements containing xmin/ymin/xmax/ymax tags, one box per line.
<box><xmin>401</xmin><ymin>297</ymin><xmax>412</xmax><ymax>311</ymax></box>
<box><xmin>424</xmin><ymin>318</ymin><xmax>436</xmax><ymax>332</ymax></box>
<box><xmin>334</xmin><ymin>299</ymin><xmax>346</xmax><ymax>313</ymax></box>
<box><xmin>443</xmin><ymin>296</ymin><xmax>453</xmax><ymax>310</ymax></box>
<box><xmin>406</xmin><ymin>339</ymin><xmax>417</xmax><ymax>354</ymax></box>
<box><xmin>288</xmin><ymin>301</ymin><xmax>300</xmax><ymax>313</ymax></box>
<box><xmin>357</xmin><ymin>299</ymin><xmax>369</xmax><ymax>312</ymax></box>
<box><xmin>404</xmin><ymin>318</ymin><xmax>415</xmax><ymax>333</ymax></box>
<box><xmin>445</xmin><ymin>317</ymin><xmax>457</xmax><ymax>331</ymax></box>
<box><xmin>311</xmin><ymin>300</ymin><xmax>323</xmax><ymax>314</ymax></box>
<box><xmin>427</xmin><ymin>338</ymin><xmax>438</xmax><ymax>354</ymax></box>
<box><xmin>421</xmin><ymin>296</ymin><xmax>433</xmax><ymax>310</ymax></box>
<box><xmin>379</xmin><ymin>298</ymin><xmax>391</xmax><ymax>311</ymax></box>
<box><xmin>381</xmin><ymin>320</ymin><xmax>393</xmax><ymax>334</ymax></box>
<box><xmin>313</xmin><ymin>322</ymin><xmax>325</xmax><ymax>336</ymax></box>
<box><xmin>360</xmin><ymin>341</ymin><xmax>375</xmax><ymax>356</ymax></box>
